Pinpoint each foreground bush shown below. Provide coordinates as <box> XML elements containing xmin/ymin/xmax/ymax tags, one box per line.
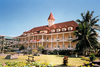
<box><xmin>89</xmin><ymin>54</ymin><xmax>96</xmax><ymax>62</ymax></box>
<box><xmin>63</xmin><ymin>56</ymin><xmax>68</xmax><ymax>65</ymax></box>
<box><xmin>53</xmin><ymin>49</ymin><xmax>75</xmax><ymax>55</ymax></box>
<box><xmin>0</xmin><ymin>62</ymin><xmax>54</xmax><ymax>67</ymax></box>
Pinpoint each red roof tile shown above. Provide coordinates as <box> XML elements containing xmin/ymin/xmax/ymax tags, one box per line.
<box><xmin>18</xmin><ymin>20</ymin><xmax>78</xmax><ymax>37</ymax></box>
<box><xmin>48</xmin><ymin>12</ymin><xmax>55</xmax><ymax>20</ymax></box>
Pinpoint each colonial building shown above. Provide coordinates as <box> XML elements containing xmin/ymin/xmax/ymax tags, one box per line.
<box><xmin>15</xmin><ymin>12</ymin><xmax>78</xmax><ymax>51</ymax></box>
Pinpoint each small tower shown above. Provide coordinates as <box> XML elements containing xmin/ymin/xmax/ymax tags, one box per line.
<box><xmin>48</xmin><ymin>12</ymin><xmax>55</xmax><ymax>27</ymax></box>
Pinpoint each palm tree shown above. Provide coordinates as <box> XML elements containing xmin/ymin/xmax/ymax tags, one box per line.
<box><xmin>1</xmin><ymin>38</ymin><xmax>5</xmax><ymax>53</ymax></box>
<box><xmin>73</xmin><ymin>11</ymin><xmax>100</xmax><ymax>53</ymax></box>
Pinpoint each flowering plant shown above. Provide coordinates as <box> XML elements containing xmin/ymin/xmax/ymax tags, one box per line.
<box><xmin>63</xmin><ymin>56</ymin><xmax>68</xmax><ymax>65</ymax></box>
<box><xmin>0</xmin><ymin>62</ymin><xmax>54</xmax><ymax>67</ymax></box>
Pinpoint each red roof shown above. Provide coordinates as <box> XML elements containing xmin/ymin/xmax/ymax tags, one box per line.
<box><xmin>18</xmin><ymin>20</ymin><xmax>78</xmax><ymax>37</ymax></box>
<box><xmin>48</xmin><ymin>12</ymin><xmax>55</xmax><ymax>20</ymax></box>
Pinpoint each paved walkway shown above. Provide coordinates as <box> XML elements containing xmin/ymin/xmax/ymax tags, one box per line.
<box><xmin>0</xmin><ymin>53</ymin><xmax>23</xmax><ymax>56</ymax></box>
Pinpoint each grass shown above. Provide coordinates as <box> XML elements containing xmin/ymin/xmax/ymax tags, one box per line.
<box><xmin>0</xmin><ymin>55</ymin><xmax>88</xmax><ymax>66</ymax></box>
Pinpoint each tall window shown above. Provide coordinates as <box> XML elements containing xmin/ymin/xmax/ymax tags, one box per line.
<box><xmin>68</xmin><ymin>35</ymin><xmax>71</xmax><ymax>38</ymax></box>
<box><xmin>34</xmin><ymin>45</ymin><xmax>35</xmax><ymax>48</ymax></box>
<box><xmin>29</xmin><ymin>45</ymin><xmax>31</xmax><ymax>48</ymax></box>
<box><xmin>57</xmin><ymin>44</ymin><xmax>60</xmax><ymax>48</ymax></box>
<box><xmin>47</xmin><ymin>37</ymin><xmax>49</xmax><ymax>40</ymax></box>
<box><xmin>68</xmin><ymin>44</ymin><xmax>70</xmax><ymax>48</ymax></box>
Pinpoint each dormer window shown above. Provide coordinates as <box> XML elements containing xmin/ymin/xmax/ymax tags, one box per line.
<box><xmin>62</xmin><ymin>28</ymin><xmax>66</xmax><ymax>31</ymax></box>
<box><xmin>24</xmin><ymin>34</ymin><xmax>27</xmax><ymax>35</ymax></box>
<box><xmin>56</xmin><ymin>29</ymin><xmax>60</xmax><ymax>32</ymax></box>
<box><xmin>68</xmin><ymin>27</ymin><xmax>73</xmax><ymax>31</ymax></box>
<box><xmin>40</xmin><ymin>30</ymin><xmax>47</xmax><ymax>33</ymax></box>
<box><xmin>31</xmin><ymin>33</ymin><xmax>33</xmax><ymax>35</ymax></box>
<box><xmin>44</xmin><ymin>30</ymin><xmax>47</xmax><ymax>33</ymax></box>
<box><xmin>40</xmin><ymin>31</ymin><xmax>44</xmax><ymax>33</ymax></box>
<box><xmin>34</xmin><ymin>32</ymin><xmax>37</xmax><ymax>33</ymax></box>
<box><xmin>51</xmin><ymin>29</ymin><xmax>55</xmax><ymax>33</ymax></box>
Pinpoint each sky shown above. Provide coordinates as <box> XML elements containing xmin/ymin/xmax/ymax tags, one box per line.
<box><xmin>0</xmin><ymin>0</ymin><xmax>100</xmax><ymax>37</ymax></box>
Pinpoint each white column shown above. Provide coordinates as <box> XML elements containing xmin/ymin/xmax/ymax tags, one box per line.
<box><xmin>33</xmin><ymin>36</ymin><xmax>34</xmax><ymax>49</ymax></box>
<box><xmin>57</xmin><ymin>34</ymin><xmax>58</xmax><ymax>48</ymax></box>
<box><xmin>25</xmin><ymin>37</ymin><xmax>26</xmax><ymax>48</ymax></box>
<box><xmin>70</xmin><ymin>33</ymin><xmax>71</xmax><ymax>38</ymax></box>
<box><xmin>42</xmin><ymin>34</ymin><xmax>43</xmax><ymax>45</ymax></box>
<box><xmin>46</xmin><ymin>35</ymin><xmax>47</xmax><ymax>48</ymax></box>
<box><xmin>37</xmin><ymin>35</ymin><xmax>38</xmax><ymax>46</ymax></box>
<box><xmin>51</xmin><ymin>35</ymin><xmax>52</xmax><ymax>49</ymax></box>
<box><xmin>35</xmin><ymin>36</ymin><xmax>36</xmax><ymax>48</ymax></box>
<box><xmin>70</xmin><ymin>41</ymin><xmax>71</xmax><ymax>48</ymax></box>
<box><xmin>33</xmin><ymin>36</ymin><xmax>34</xmax><ymax>40</ymax></box>
<box><xmin>63</xmin><ymin>33</ymin><xmax>64</xmax><ymax>49</ymax></box>
<box><xmin>21</xmin><ymin>38</ymin><xmax>22</xmax><ymax>45</ymax></box>
<box><xmin>28</xmin><ymin>36</ymin><xmax>30</xmax><ymax>49</ymax></box>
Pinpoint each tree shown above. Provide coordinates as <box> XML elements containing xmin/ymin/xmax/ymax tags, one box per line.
<box><xmin>19</xmin><ymin>45</ymin><xmax>25</xmax><ymax>50</ymax></box>
<box><xmin>73</xmin><ymin>11</ymin><xmax>100</xmax><ymax>53</ymax></box>
<box><xmin>38</xmin><ymin>45</ymin><xmax>44</xmax><ymax>54</ymax></box>
<box><xmin>1</xmin><ymin>38</ymin><xmax>5</xmax><ymax>53</ymax></box>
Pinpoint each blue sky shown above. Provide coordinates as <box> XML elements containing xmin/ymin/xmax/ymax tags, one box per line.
<box><xmin>0</xmin><ymin>0</ymin><xmax>100</xmax><ymax>37</ymax></box>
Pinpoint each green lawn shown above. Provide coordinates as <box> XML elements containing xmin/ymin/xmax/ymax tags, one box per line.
<box><xmin>0</xmin><ymin>55</ymin><xmax>87</xmax><ymax>66</ymax></box>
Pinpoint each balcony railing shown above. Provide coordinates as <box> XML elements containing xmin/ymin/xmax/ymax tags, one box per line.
<box><xmin>27</xmin><ymin>48</ymin><xmax>32</xmax><ymax>50</ymax></box>
<box><xmin>44</xmin><ymin>47</ymin><xmax>75</xmax><ymax>50</ymax></box>
<box><xmin>12</xmin><ymin>48</ymin><xmax>19</xmax><ymax>50</ymax></box>
<box><xmin>19</xmin><ymin>41</ymin><xmax>25</xmax><ymax>44</ymax></box>
<box><xmin>19</xmin><ymin>38</ymin><xmax>77</xmax><ymax>43</ymax></box>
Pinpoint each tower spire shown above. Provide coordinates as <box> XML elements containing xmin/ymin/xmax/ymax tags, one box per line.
<box><xmin>48</xmin><ymin>12</ymin><xmax>55</xmax><ymax>20</ymax></box>
<box><xmin>48</xmin><ymin>12</ymin><xmax>55</xmax><ymax>27</ymax></box>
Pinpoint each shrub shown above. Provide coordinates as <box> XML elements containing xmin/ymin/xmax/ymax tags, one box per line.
<box><xmin>53</xmin><ymin>50</ymin><xmax>75</xmax><ymax>55</ymax></box>
<box><xmin>19</xmin><ymin>45</ymin><xmax>25</xmax><ymax>50</ymax></box>
<box><xmin>48</xmin><ymin>51</ymin><xmax>53</xmax><ymax>55</ymax></box>
<box><xmin>5</xmin><ymin>52</ymin><xmax>16</xmax><ymax>55</ymax></box>
<box><xmin>89</xmin><ymin>54</ymin><xmax>96</xmax><ymax>62</ymax></box>
<box><xmin>38</xmin><ymin>45</ymin><xmax>44</xmax><ymax>54</ymax></box>
<box><xmin>33</xmin><ymin>50</ymin><xmax>40</xmax><ymax>56</ymax></box>
<box><xmin>81</xmin><ymin>57</ymin><xmax>90</xmax><ymax>61</ymax></box>
<box><xmin>53</xmin><ymin>49</ymin><xmax>58</xmax><ymax>54</ymax></box>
